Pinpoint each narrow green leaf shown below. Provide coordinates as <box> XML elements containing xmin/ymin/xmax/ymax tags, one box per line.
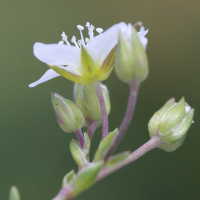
<box><xmin>105</xmin><ymin>151</ymin><xmax>130</xmax><ymax>167</ymax></box>
<box><xmin>83</xmin><ymin>132</ymin><xmax>91</xmax><ymax>161</ymax></box>
<box><xmin>9</xmin><ymin>186</ymin><xmax>21</xmax><ymax>200</ymax></box>
<box><xmin>94</xmin><ymin>128</ymin><xmax>118</xmax><ymax>162</ymax></box>
<box><xmin>71</xmin><ymin>161</ymin><xmax>103</xmax><ymax>196</ymax></box>
<box><xmin>70</xmin><ymin>139</ymin><xmax>87</xmax><ymax>167</ymax></box>
<box><xmin>62</xmin><ymin>170</ymin><xmax>76</xmax><ymax>187</ymax></box>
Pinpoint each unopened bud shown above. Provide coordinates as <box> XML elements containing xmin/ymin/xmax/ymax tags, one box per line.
<box><xmin>51</xmin><ymin>93</ymin><xmax>85</xmax><ymax>133</ymax></box>
<box><xmin>74</xmin><ymin>83</ymin><xmax>111</xmax><ymax>125</ymax></box>
<box><xmin>115</xmin><ymin>25</ymin><xmax>148</xmax><ymax>84</ymax></box>
<box><xmin>148</xmin><ymin>98</ymin><xmax>194</xmax><ymax>152</ymax></box>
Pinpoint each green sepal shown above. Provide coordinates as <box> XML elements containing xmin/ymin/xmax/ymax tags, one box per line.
<box><xmin>115</xmin><ymin>32</ymin><xmax>134</xmax><ymax>84</ymax></box>
<box><xmin>148</xmin><ymin>98</ymin><xmax>175</xmax><ymax>138</ymax></box>
<box><xmin>94</xmin><ymin>128</ymin><xmax>118</xmax><ymax>162</ymax></box>
<box><xmin>83</xmin><ymin>132</ymin><xmax>91</xmax><ymax>161</ymax></box>
<box><xmin>70</xmin><ymin>139</ymin><xmax>88</xmax><ymax>167</ymax></box>
<box><xmin>62</xmin><ymin>170</ymin><xmax>76</xmax><ymax>187</ymax></box>
<box><xmin>98</xmin><ymin>46</ymin><xmax>117</xmax><ymax>80</ymax></box>
<box><xmin>168</xmin><ymin>109</ymin><xmax>194</xmax><ymax>142</ymax></box>
<box><xmin>131</xmin><ymin>27</ymin><xmax>148</xmax><ymax>82</ymax></box>
<box><xmin>105</xmin><ymin>151</ymin><xmax>130</xmax><ymax>167</ymax></box>
<box><xmin>81</xmin><ymin>46</ymin><xmax>96</xmax><ymax>77</ymax></box>
<box><xmin>159</xmin><ymin>98</ymin><xmax>186</xmax><ymax>136</ymax></box>
<box><xmin>71</xmin><ymin>161</ymin><xmax>103</xmax><ymax>196</ymax></box>
<box><xmin>9</xmin><ymin>186</ymin><xmax>21</xmax><ymax>200</ymax></box>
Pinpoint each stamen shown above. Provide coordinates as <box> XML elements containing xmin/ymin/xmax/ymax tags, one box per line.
<box><xmin>77</xmin><ymin>25</ymin><xmax>85</xmax><ymax>46</ymax></box>
<box><xmin>85</xmin><ymin>22</ymin><xmax>95</xmax><ymax>40</ymax></box>
<box><xmin>133</xmin><ymin>21</ymin><xmax>143</xmax><ymax>28</ymax></box>
<box><xmin>89</xmin><ymin>25</ymin><xmax>95</xmax><ymax>39</ymax></box>
<box><xmin>71</xmin><ymin>36</ymin><xmax>79</xmax><ymax>48</ymax></box>
<box><xmin>85</xmin><ymin>22</ymin><xmax>90</xmax><ymax>27</ymax></box>
<box><xmin>61</xmin><ymin>32</ymin><xmax>70</xmax><ymax>45</ymax></box>
<box><xmin>96</xmin><ymin>28</ymin><xmax>103</xmax><ymax>34</ymax></box>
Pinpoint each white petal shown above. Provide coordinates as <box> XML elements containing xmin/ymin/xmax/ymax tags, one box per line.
<box><xmin>86</xmin><ymin>22</ymin><xmax>127</xmax><ymax>65</ymax></box>
<box><xmin>137</xmin><ymin>26</ymin><xmax>149</xmax><ymax>50</ymax></box>
<box><xmin>29</xmin><ymin>69</ymin><xmax>60</xmax><ymax>88</ymax></box>
<box><xmin>139</xmin><ymin>36</ymin><xmax>148</xmax><ymax>50</ymax></box>
<box><xmin>33</xmin><ymin>42</ymin><xmax>80</xmax><ymax>66</ymax></box>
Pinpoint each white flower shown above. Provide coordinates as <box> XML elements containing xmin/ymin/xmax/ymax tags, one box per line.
<box><xmin>29</xmin><ymin>22</ymin><xmax>148</xmax><ymax>87</ymax></box>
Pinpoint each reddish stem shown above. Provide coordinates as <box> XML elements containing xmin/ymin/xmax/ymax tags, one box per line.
<box><xmin>105</xmin><ymin>79</ymin><xmax>140</xmax><ymax>159</ymax></box>
<box><xmin>75</xmin><ymin>129</ymin><xmax>84</xmax><ymax>149</ymax></box>
<box><xmin>97</xmin><ymin>135</ymin><xmax>161</xmax><ymax>181</ymax></box>
<box><xmin>94</xmin><ymin>81</ymin><xmax>109</xmax><ymax>140</ymax></box>
<box><xmin>87</xmin><ymin>119</ymin><xmax>98</xmax><ymax>141</ymax></box>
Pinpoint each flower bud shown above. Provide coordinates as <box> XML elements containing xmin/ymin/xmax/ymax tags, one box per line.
<box><xmin>115</xmin><ymin>25</ymin><xmax>148</xmax><ymax>84</ymax></box>
<box><xmin>73</xmin><ymin>83</ymin><xmax>111</xmax><ymax>125</ymax></box>
<box><xmin>148</xmin><ymin>98</ymin><xmax>194</xmax><ymax>152</ymax></box>
<box><xmin>51</xmin><ymin>93</ymin><xmax>85</xmax><ymax>133</ymax></box>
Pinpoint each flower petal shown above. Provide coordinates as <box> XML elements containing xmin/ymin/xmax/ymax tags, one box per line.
<box><xmin>33</xmin><ymin>42</ymin><xmax>80</xmax><ymax>66</ymax></box>
<box><xmin>137</xmin><ymin>26</ymin><xmax>149</xmax><ymax>50</ymax></box>
<box><xmin>29</xmin><ymin>69</ymin><xmax>60</xmax><ymax>88</ymax></box>
<box><xmin>86</xmin><ymin>22</ymin><xmax>126</xmax><ymax>65</ymax></box>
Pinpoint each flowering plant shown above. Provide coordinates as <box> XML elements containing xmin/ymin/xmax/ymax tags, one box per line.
<box><xmin>8</xmin><ymin>22</ymin><xmax>194</xmax><ymax>200</ymax></box>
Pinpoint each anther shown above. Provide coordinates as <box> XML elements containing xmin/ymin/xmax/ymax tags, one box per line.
<box><xmin>71</xmin><ymin>36</ymin><xmax>79</xmax><ymax>48</ymax></box>
<box><xmin>77</xmin><ymin>25</ymin><xmax>85</xmax><ymax>46</ymax></box>
<box><xmin>61</xmin><ymin>32</ymin><xmax>70</xmax><ymax>45</ymax></box>
<box><xmin>133</xmin><ymin>21</ymin><xmax>143</xmax><ymax>28</ymax></box>
<box><xmin>96</xmin><ymin>28</ymin><xmax>103</xmax><ymax>34</ymax></box>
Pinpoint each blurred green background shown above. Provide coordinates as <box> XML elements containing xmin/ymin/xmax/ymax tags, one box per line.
<box><xmin>0</xmin><ymin>0</ymin><xmax>199</xmax><ymax>199</ymax></box>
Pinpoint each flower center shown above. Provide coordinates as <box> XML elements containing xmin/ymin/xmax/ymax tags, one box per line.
<box><xmin>58</xmin><ymin>22</ymin><xmax>103</xmax><ymax>48</ymax></box>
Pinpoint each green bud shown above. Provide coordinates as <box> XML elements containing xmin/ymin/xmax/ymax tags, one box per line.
<box><xmin>115</xmin><ymin>26</ymin><xmax>148</xmax><ymax>84</ymax></box>
<box><xmin>74</xmin><ymin>83</ymin><xmax>111</xmax><ymax>125</ymax></box>
<box><xmin>71</xmin><ymin>161</ymin><xmax>103</xmax><ymax>197</ymax></box>
<box><xmin>51</xmin><ymin>93</ymin><xmax>85</xmax><ymax>133</ymax></box>
<box><xmin>62</xmin><ymin>170</ymin><xmax>76</xmax><ymax>187</ymax></box>
<box><xmin>94</xmin><ymin>128</ymin><xmax>118</xmax><ymax>162</ymax></box>
<box><xmin>148</xmin><ymin>98</ymin><xmax>194</xmax><ymax>152</ymax></box>
<box><xmin>9</xmin><ymin>186</ymin><xmax>21</xmax><ymax>200</ymax></box>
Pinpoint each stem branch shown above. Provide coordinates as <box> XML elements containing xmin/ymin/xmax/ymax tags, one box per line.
<box><xmin>94</xmin><ymin>81</ymin><xmax>108</xmax><ymax>140</ymax></box>
<box><xmin>97</xmin><ymin>135</ymin><xmax>161</xmax><ymax>181</ymax></box>
<box><xmin>87</xmin><ymin>119</ymin><xmax>98</xmax><ymax>141</ymax></box>
<box><xmin>105</xmin><ymin>79</ymin><xmax>140</xmax><ymax>159</ymax></box>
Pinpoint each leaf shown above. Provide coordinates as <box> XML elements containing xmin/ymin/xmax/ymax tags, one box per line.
<box><xmin>70</xmin><ymin>139</ymin><xmax>88</xmax><ymax>167</ymax></box>
<box><xmin>71</xmin><ymin>161</ymin><xmax>103</xmax><ymax>196</ymax></box>
<box><xmin>94</xmin><ymin>128</ymin><xmax>118</xmax><ymax>162</ymax></box>
<box><xmin>105</xmin><ymin>151</ymin><xmax>130</xmax><ymax>167</ymax></box>
<box><xmin>62</xmin><ymin>170</ymin><xmax>76</xmax><ymax>187</ymax></box>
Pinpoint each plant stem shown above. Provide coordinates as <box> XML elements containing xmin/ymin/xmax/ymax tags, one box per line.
<box><xmin>97</xmin><ymin>135</ymin><xmax>161</xmax><ymax>181</ymax></box>
<box><xmin>75</xmin><ymin>129</ymin><xmax>84</xmax><ymax>149</ymax></box>
<box><xmin>87</xmin><ymin>119</ymin><xmax>98</xmax><ymax>141</ymax></box>
<box><xmin>105</xmin><ymin>79</ymin><xmax>140</xmax><ymax>159</ymax></box>
<box><xmin>94</xmin><ymin>81</ymin><xmax>108</xmax><ymax>140</ymax></box>
<box><xmin>52</xmin><ymin>185</ymin><xmax>73</xmax><ymax>200</ymax></box>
